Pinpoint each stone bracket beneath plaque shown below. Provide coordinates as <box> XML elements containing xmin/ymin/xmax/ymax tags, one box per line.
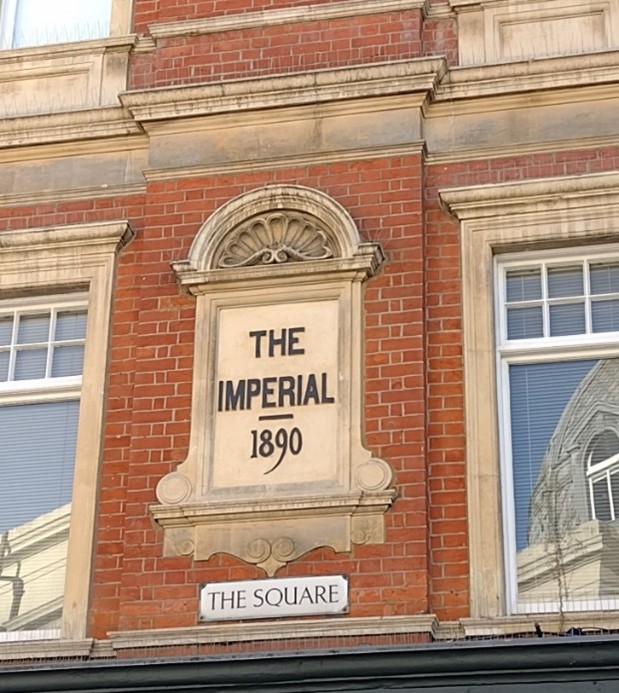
<box><xmin>150</xmin><ymin>185</ymin><xmax>395</xmax><ymax>575</ymax></box>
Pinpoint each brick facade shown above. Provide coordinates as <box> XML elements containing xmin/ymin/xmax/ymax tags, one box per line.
<box><xmin>2</xmin><ymin>0</ymin><xmax>619</xmax><ymax>669</ymax></box>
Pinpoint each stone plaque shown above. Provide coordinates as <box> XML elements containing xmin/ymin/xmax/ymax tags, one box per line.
<box><xmin>212</xmin><ymin>300</ymin><xmax>339</xmax><ymax>492</ymax></box>
<box><xmin>199</xmin><ymin>575</ymin><xmax>349</xmax><ymax>621</ymax></box>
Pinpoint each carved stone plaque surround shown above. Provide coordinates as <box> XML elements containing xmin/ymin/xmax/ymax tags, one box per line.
<box><xmin>150</xmin><ymin>185</ymin><xmax>395</xmax><ymax>575</ymax></box>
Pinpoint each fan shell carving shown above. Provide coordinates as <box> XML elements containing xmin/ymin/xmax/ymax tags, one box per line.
<box><xmin>216</xmin><ymin>212</ymin><xmax>335</xmax><ymax>268</ymax></box>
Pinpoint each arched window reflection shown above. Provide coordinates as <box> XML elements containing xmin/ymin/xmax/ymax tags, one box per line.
<box><xmin>587</xmin><ymin>430</ymin><xmax>619</xmax><ymax>521</ymax></box>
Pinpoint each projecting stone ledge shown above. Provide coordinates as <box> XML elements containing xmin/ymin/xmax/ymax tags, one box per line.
<box><xmin>151</xmin><ymin>486</ymin><xmax>395</xmax><ymax>576</ymax></box>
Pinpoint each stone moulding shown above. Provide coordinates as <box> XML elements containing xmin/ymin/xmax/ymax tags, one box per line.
<box><xmin>0</xmin><ymin>36</ymin><xmax>136</xmax><ymax>119</ymax></box>
<box><xmin>150</xmin><ymin>185</ymin><xmax>395</xmax><ymax>576</ymax></box>
<box><xmin>108</xmin><ymin>615</ymin><xmax>438</xmax><ymax>649</ymax></box>
<box><xmin>119</xmin><ymin>58</ymin><xmax>445</xmax><ymax>122</ymax></box>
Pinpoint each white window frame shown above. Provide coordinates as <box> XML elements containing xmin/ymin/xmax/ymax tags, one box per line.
<box><xmin>495</xmin><ymin>246</ymin><xmax>619</xmax><ymax>614</ymax></box>
<box><xmin>440</xmin><ymin>171</ymin><xmax>619</xmax><ymax>624</ymax></box>
<box><xmin>0</xmin><ymin>294</ymin><xmax>87</xmax><ymax>398</ymax></box>
<box><xmin>0</xmin><ymin>0</ymin><xmax>133</xmax><ymax>50</ymax></box>
<box><xmin>0</xmin><ymin>293</ymin><xmax>87</xmax><ymax>642</ymax></box>
<box><xmin>0</xmin><ymin>295</ymin><xmax>88</xmax><ymax>639</ymax></box>
<box><xmin>0</xmin><ymin>220</ymin><xmax>133</xmax><ymax>643</ymax></box>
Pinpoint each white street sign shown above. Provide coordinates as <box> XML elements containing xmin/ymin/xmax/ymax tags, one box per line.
<box><xmin>199</xmin><ymin>575</ymin><xmax>348</xmax><ymax>621</ymax></box>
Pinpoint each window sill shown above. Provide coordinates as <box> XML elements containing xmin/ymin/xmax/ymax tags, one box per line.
<box><xmin>0</xmin><ymin>637</ymin><xmax>93</xmax><ymax>662</ymax></box>
<box><xmin>0</xmin><ymin>34</ymin><xmax>136</xmax><ymax>61</ymax></box>
<box><xmin>460</xmin><ymin>612</ymin><xmax>619</xmax><ymax>638</ymax></box>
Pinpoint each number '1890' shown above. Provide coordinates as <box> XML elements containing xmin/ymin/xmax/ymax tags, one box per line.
<box><xmin>250</xmin><ymin>427</ymin><xmax>303</xmax><ymax>474</ymax></box>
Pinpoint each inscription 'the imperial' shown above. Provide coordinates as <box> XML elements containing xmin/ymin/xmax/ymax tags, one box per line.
<box><xmin>212</xmin><ymin>301</ymin><xmax>339</xmax><ymax>490</ymax></box>
<box><xmin>218</xmin><ymin>328</ymin><xmax>335</xmax><ymax>411</ymax></box>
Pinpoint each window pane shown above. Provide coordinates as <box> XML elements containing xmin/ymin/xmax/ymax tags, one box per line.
<box><xmin>507</xmin><ymin>306</ymin><xmax>543</xmax><ymax>339</ymax></box>
<box><xmin>592</xmin><ymin>299</ymin><xmax>619</xmax><ymax>333</ymax></box>
<box><xmin>549</xmin><ymin>302</ymin><xmax>586</xmax><ymax>336</ymax></box>
<box><xmin>12</xmin><ymin>0</ymin><xmax>112</xmax><ymax>48</ymax></box>
<box><xmin>52</xmin><ymin>345</ymin><xmax>84</xmax><ymax>377</ymax></box>
<box><xmin>588</xmin><ymin>430</ymin><xmax>619</xmax><ymax>467</ymax></box>
<box><xmin>0</xmin><ymin>401</ymin><xmax>77</xmax><ymax>531</ymax></box>
<box><xmin>593</xmin><ymin>477</ymin><xmax>612</xmax><ymax>521</ymax></box>
<box><xmin>17</xmin><ymin>314</ymin><xmax>49</xmax><ymax>344</ymax></box>
<box><xmin>590</xmin><ymin>262</ymin><xmax>619</xmax><ymax>295</ymax></box>
<box><xmin>509</xmin><ymin>360</ymin><xmax>596</xmax><ymax>551</ymax></box>
<box><xmin>506</xmin><ymin>269</ymin><xmax>542</xmax><ymax>302</ymax></box>
<box><xmin>0</xmin><ymin>401</ymin><xmax>78</xmax><ymax>633</ymax></box>
<box><xmin>547</xmin><ymin>265</ymin><xmax>583</xmax><ymax>298</ymax></box>
<box><xmin>0</xmin><ymin>316</ymin><xmax>13</xmax><ymax>346</ymax></box>
<box><xmin>0</xmin><ymin>352</ymin><xmax>8</xmax><ymax>381</ymax></box>
<box><xmin>55</xmin><ymin>311</ymin><xmax>87</xmax><ymax>341</ymax></box>
<box><xmin>14</xmin><ymin>348</ymin><xmax>47</xmax><ymax>380</ymax></box>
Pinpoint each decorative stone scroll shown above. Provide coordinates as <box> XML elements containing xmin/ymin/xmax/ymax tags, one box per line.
<box><xmin>150</xmin><ymin>185</ymin><xmax>395</xmax><ymax>576</ymax></box>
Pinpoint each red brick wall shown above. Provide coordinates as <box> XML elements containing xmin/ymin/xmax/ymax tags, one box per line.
<box><xmin>131</xmin><ymin>11</ymin><xmax>423</xmax><ymax>89</ymax></box>
<box><xmin>82</xmin><ymin>156</ymin><xmax>435</xmax><ymax>636</ymax></box>
<box><xmin>5</xmin><ymin>0</ymin><xmax>619</xmax><ymax>644</ymax></box>
<box><xmin>135</xmin><ymin>0</ymin><xmax>374</xmax><ymax>34</ymax></box>
<box><xmin>6</xmin><ymin>145</ymin><xmax>618</xmax><ymax>638</ymax></box>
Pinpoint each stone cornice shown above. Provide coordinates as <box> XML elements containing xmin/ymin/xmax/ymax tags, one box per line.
<box><xmin>148</xmin><ymin>0</ymin><xmax>426</xmax><ymax>40</ymax></box>
<box><xmin>459</xmin><ymin>611</ymin><xmax>619</xmax><ymax>637</ymax></box>
<box><xmin>439</xmin><ymin>171</ymin><xmax>619</xmax><ymax>220</ymax></box>
<box><xmin>432</xmin><ymin>49</ymin><xmax>619</xmax><ymax>103</ymax></box>
<box><xmin>0</xmin><ymin>183</ymin><xmax>146</xmax><ymax>209</ymax></box>
<box><xmin>2</xmin><ymin>51</ymin><xmax>617</xmax><ymax>154</ymax></box>
<box><xmin>425</xmin><ymin>133</ymin><xmax>619</xmax><ymax>164</ymax></box>
<box><xmin>120</xmin><ymin>58</ymin><xmax>446</xmax><ymax>123</ymax></box>
<box><xmin>0</xmin><ymin>107</ymin><xmax>143</xmax><ymax>150</ymax></box>
<box><xmin>109</xmin><ymin>615</ymin><xmax>438</xmax><ymax>649</ymax></box>
<box><xmin>0</xmin><ymin>34</ymin><xmax>137</xmax><ymax>64</ymax></box>
<box><xmin>0</xmin><ymin>220</ymin><xmax>135</xmax><ymax>254</ymax></box>
<box><xmin>0</xmin><ymin>638</ymin><xmax>94</xmax><ymax>662</ymax></box>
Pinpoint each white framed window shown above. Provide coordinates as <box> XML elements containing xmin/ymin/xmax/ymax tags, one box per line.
<box><xmin>0</xmin><ymin>296</ymin><xmax>87</xmax><ymax>638</ymax></box>
<box><xmin>439</xmin><ymin>171</ymin><xmax>619</xmax><ymax>628</ymax></box>
<box><xmin>495</xmin><ymin>246</ymin><xmax>619</xmax><ymax>613</ymax></box>
<box><xmin>496</xmin><ymin>247</ymin><xmax>619</xmax><ymax>614</ymax></box>
<box><xmin>0</xmin><ymin>0</ymin><xmax>114</xmax><ymax>49</ymax></box>
<box><xmin>0</xmin><ymin>220</ymin><xmax>132</xmax><ymax>646</ymax></box>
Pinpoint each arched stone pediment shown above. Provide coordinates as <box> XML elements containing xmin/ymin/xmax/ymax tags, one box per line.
<box><xmin>172</xmin><ymin>185</ymin><xmax>383</xmax><ymax>291</ymax></box>
<box><xmin>215</xmin><ymin>211</ymin><xmax>335</xmax><ymax>268</ymax></box>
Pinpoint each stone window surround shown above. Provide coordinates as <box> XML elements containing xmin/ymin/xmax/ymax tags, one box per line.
<box><xmin>0</xmin><ymin>220</ymin><xmax>133</xmax><ymax>641</ymax></box>
<box><xmin>439</xmin><ymin>170</ymin><xmax>619</xmax><ymax>618</ymax></box>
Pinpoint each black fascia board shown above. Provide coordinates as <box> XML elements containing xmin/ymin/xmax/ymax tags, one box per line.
<box><xmin>2</xmin><ymin>635</ymin><xmax>619</xmax><ymax>693</ymax></box>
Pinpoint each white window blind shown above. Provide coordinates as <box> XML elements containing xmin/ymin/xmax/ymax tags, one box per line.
<box><xmin>0</xmin><ymin>296</ymin><xmax>86</xmax><ymax>636</ymax></box>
